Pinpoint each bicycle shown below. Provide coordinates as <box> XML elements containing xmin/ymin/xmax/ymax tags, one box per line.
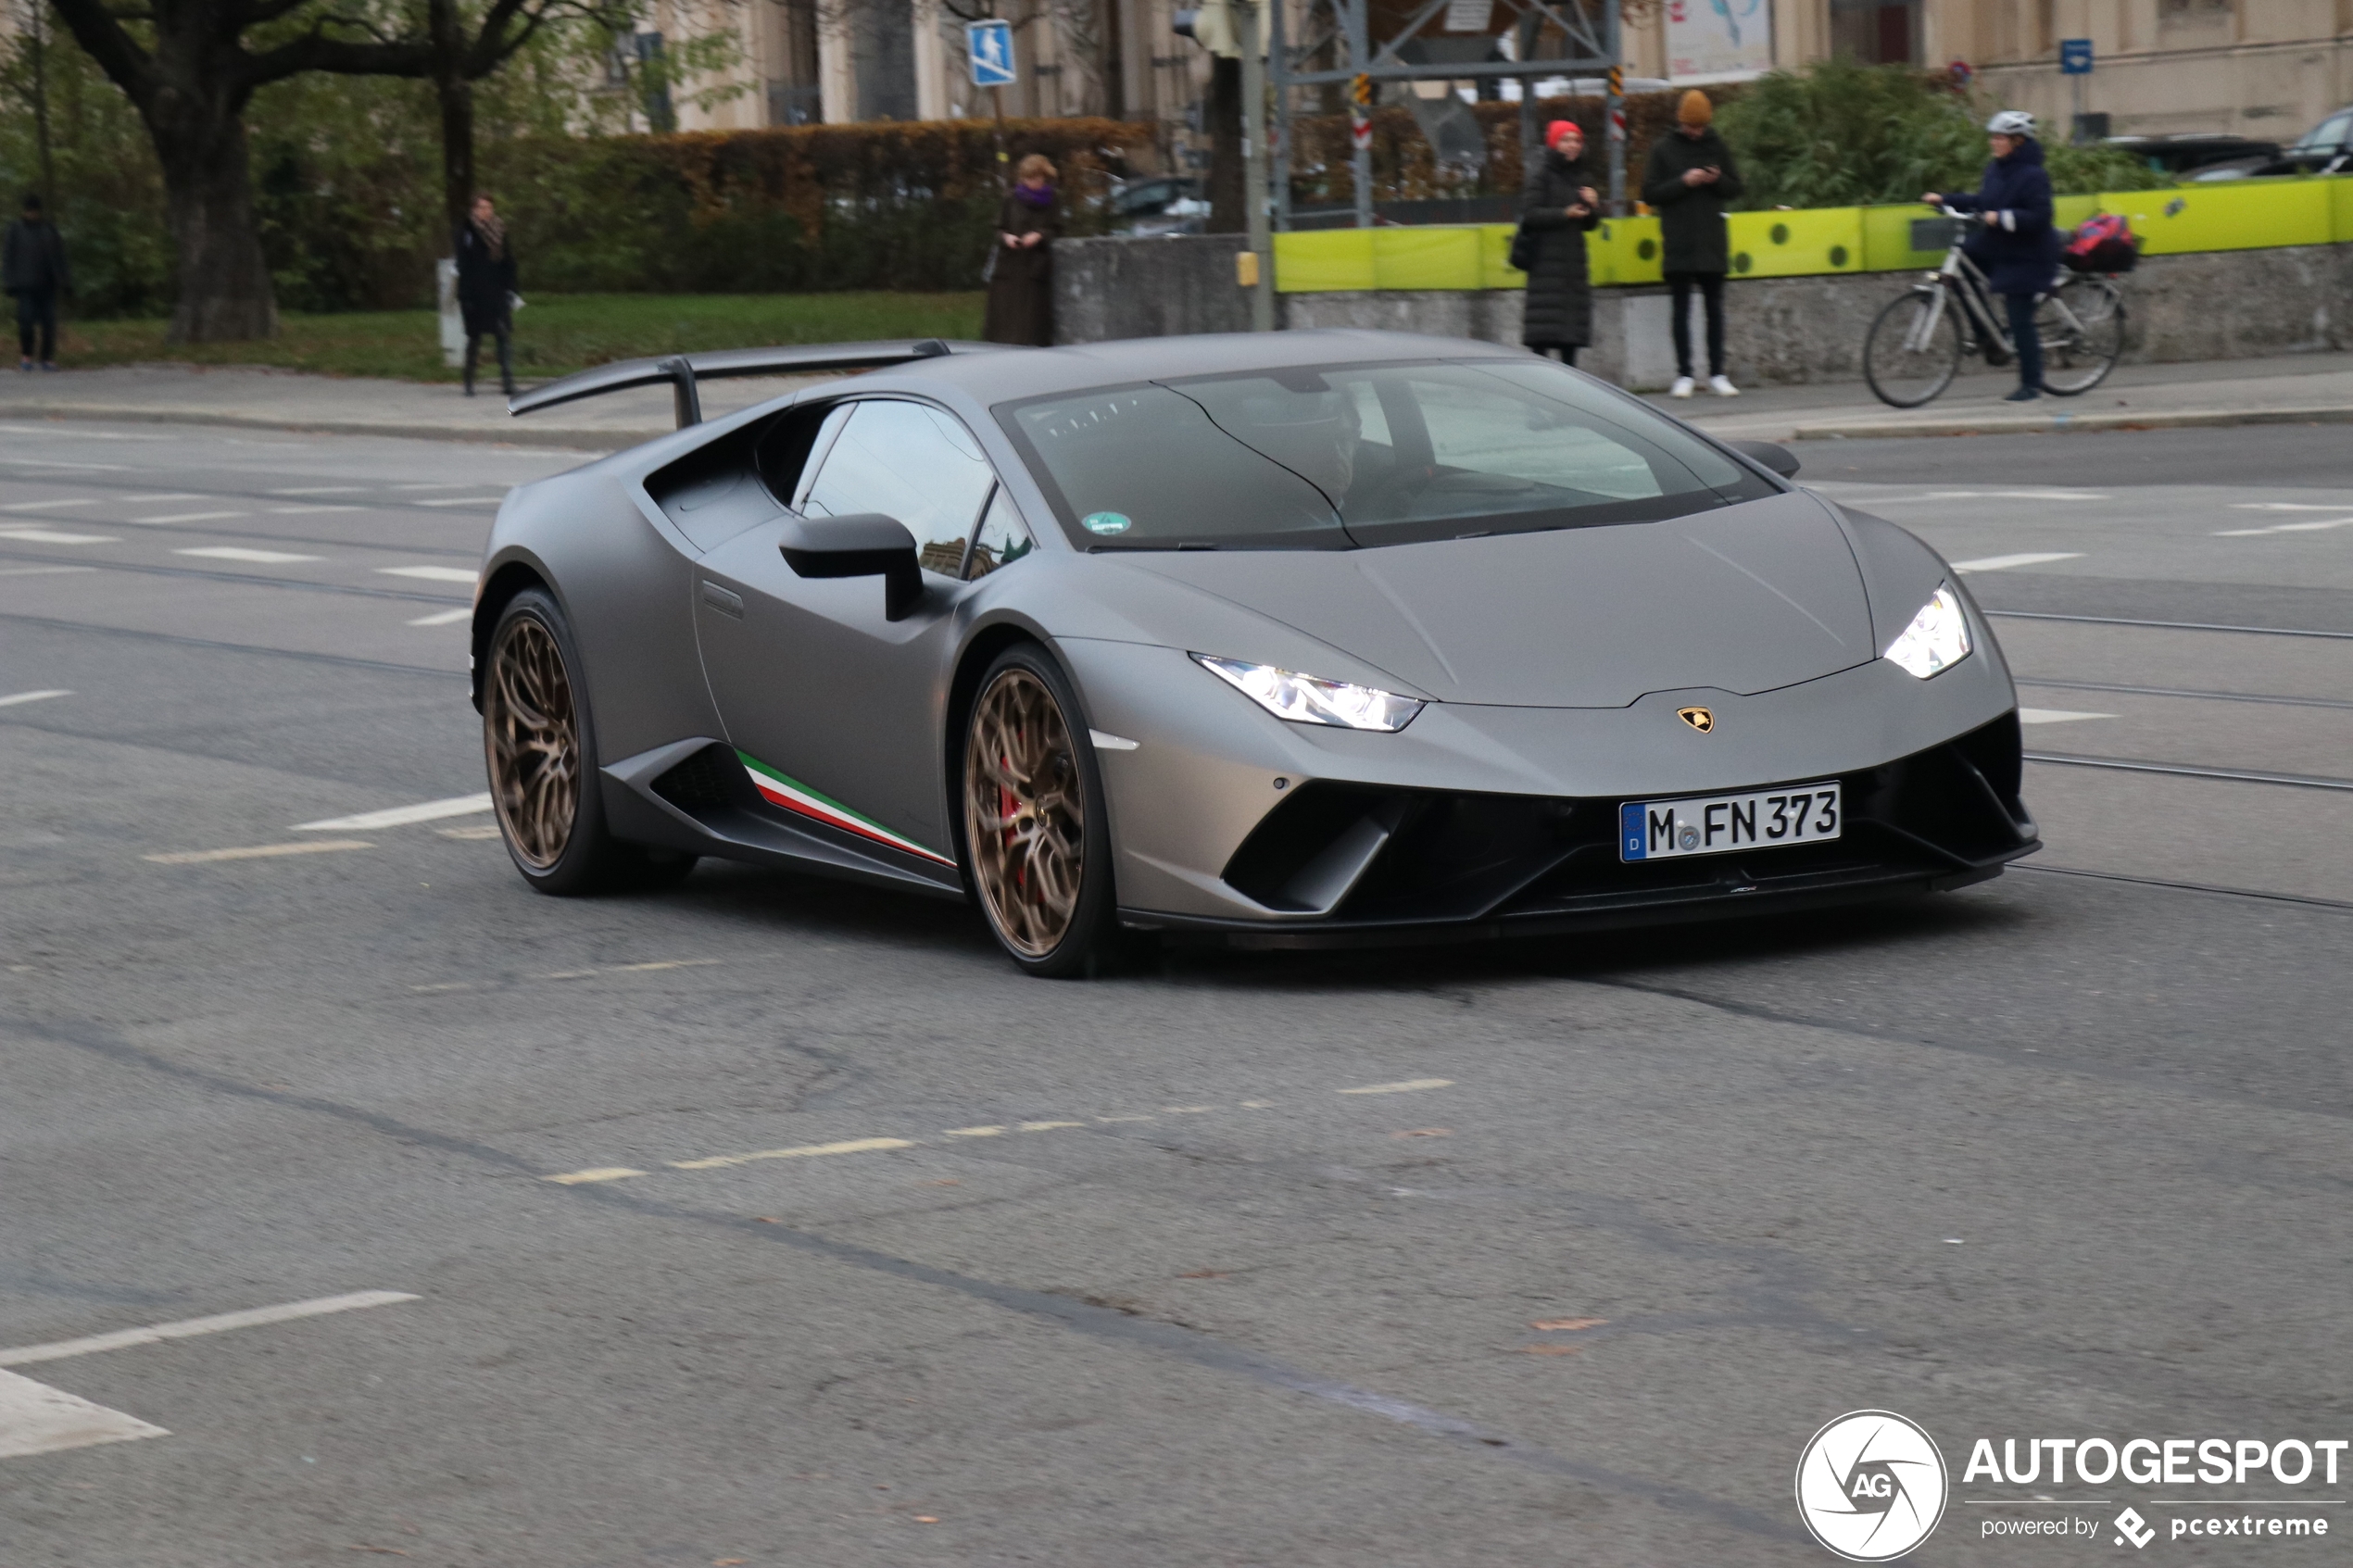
<box><xmin>1861</xmin><ymin>209</ymin><xmax>2127</xmax><ymax>409</ymax></box>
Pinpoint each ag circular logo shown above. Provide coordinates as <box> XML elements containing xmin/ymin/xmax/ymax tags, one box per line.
<box><xmin>1794</xmin><ymin>1410</ymin><xmax>1948</xmax><ymax>1562</ymax></box>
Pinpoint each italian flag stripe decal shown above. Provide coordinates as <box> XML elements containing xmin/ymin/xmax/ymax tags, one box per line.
<box><xmin>737</xmin><ymin>751</ymin><xmax>954</xmax><ymax>866</ymax></box>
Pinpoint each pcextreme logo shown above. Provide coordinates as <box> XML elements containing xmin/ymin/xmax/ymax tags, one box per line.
<box><xmin>1796</xmin><ymin>1410</ymin><xmax>1950</xmax><ymax>1562</ymax></box>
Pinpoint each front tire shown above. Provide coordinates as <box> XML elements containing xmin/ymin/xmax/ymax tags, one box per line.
<box><xmin>960</xmin><ymin>645</ymin><xmax>1119</xmax><ymax>978</ymax></box>
<box><xmin>1863</xmin><ymin>288</ymin><xmax>1962</xmax><ymax>408</ymax></box>
<box><xmin>483</xmin><ymin>586</ymin><xmax>692</xmax><ymax>895</ymax></box>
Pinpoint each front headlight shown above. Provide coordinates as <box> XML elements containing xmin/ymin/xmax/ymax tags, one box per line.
<box><xmin>1192</xmin><ymin>654</ymin><xmax>1426</xmax><ymax>732</ymax></box>
<box><xmin>1882</xmin><ymin>584</ymin><xmax>1970</xmax><ymax>679</ymax></box>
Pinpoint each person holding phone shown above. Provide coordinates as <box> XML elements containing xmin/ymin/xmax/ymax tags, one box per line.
<box><xmin>1641</xmin><ymin>89</ymin><xmax>1744</xmax><ymax>398</ymax></box>
<box><xmin>1517</xmin><ymin>119</ymin><xmax>1603</xmax><ymax>367</ymax></box>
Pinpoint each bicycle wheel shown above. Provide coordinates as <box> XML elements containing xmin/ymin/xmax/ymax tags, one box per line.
<box><xmin>1863</xmin><ymin>288</ymin><xmax>1962</xmax><ymax>408</ymax></box>
<box><xmin>2036</xmin><ymin>278</ymin><xmax>2125</xmax><ymax>396</ymax></box>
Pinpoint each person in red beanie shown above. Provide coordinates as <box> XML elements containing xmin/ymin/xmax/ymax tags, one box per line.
<box><xmin>1517</xmin><ymin>119</ymin><xmax>1602</xmax><ymax>367</ymax></box>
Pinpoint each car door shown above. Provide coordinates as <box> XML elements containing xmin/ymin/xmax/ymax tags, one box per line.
<box><xmin>693</xmin><ymin>397</ymin><xmax>1000</xmax><ymax>871</ymax></box>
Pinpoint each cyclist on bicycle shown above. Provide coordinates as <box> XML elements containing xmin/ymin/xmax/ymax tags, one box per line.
<box><xmin>1923</xmin><ymin>109</ymin><xmax>2063</xmax><ymax>403</ymax></box>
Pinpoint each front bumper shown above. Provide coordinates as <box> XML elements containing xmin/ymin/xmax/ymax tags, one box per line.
<box><xmin>1116</xmin><ymin>713</ymin><xmax>2037</xmax><ymax>948</ymax></box>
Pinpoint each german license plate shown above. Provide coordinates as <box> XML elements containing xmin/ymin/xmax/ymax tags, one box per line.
<box><xmin>1619</xmin><ymin>782</ymin><xmax>1842</xmax><ymax>862</ymax></box>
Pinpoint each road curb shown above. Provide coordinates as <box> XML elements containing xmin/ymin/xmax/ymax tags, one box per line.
<box><xmin>1785</xmin><ymin>404</ymin><xmax>2353</xmax><ymax>442</ymax></box>
<box><xmin>0</xmin><ymin>402</ymin><xmax>652</xmax><ymax>452</ymax></box>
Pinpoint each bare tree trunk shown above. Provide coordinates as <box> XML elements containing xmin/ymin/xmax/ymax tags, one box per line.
<box><xmin>152</xmin><ymin>96</ymin><xmax>278</xmax><ymax>342</ymax></box>
<box><xmin>436</xmin><ymin>73</ymin><xmax>476</xmax><ymax>243</ymax></box>
<box><xmin>1205</xmin><ymin>54</ymin><xmax>1242</xmax><ymax>233</ymax></box>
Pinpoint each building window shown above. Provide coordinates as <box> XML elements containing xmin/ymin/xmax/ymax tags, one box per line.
<box><xmin>1830</xmin><ymin>0</ymin><xmax>1920</xmax><ymax>66</ymax></box>
<box><xmin>2158</xmin><ymin>0</ymin><xmax>2233</xmax><ymax>17</ymax></box>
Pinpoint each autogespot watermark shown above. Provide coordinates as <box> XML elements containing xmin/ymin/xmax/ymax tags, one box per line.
<box><xmin>1797</xmin><ymin>1413</ymin><xmax>2344</xmax><ymax>1558</ymax></box>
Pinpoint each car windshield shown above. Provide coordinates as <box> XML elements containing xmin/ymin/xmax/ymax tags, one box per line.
<box><xmin>2290</xmin><ymin>113</ymin><xmax>2350</xmax><ymax>153</ymax></box>
<box><xmin>997</xmin><ymin>358</ymin><xmax>1778</xmax><ymax>550</ymax></box>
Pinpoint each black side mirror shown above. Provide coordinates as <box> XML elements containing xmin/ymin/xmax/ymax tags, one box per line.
<box><xmin>778</xmin><ymin>513</ymin><xmax>923</xmax><ymax>621</ymax></box>
<box><xmin>1728</xmin><ymin>438</ymin><xmax>1801</xmax><ymax>479</ymax></box>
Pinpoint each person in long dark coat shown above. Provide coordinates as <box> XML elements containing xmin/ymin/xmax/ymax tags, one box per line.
<box><xmin>4</xmin><ymin>192</ymin><xmax>69</xmax><ymax>371</ymax></box>
<box><xmin>1641</xmin><ymin>90</ymin><xmax>1746</xmax><ymax>397</ymax></box>
<box><xmin>1518</xmin><ymin>120</ymin><xmax>1601</xmax><ymax>366</ymax></box>
<box><xmin>454</xmin><ymin>194</ymin><xmax>518</xmax><ymax>397</ymax></box>
<box><xmin>1925</xmin><ymin>111</ymin><xmax>2065</xmax><ymax>402</ymax></box>
<box><xmin>984</xmin><ymin>155</ymin><xmax>1061</xmax><ymax>347</ymax></box>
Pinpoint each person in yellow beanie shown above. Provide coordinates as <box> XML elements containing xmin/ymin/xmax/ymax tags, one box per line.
<box><xmin>1641</xmin><ymin>88</ymin><xmax>1745</xmax><ymax>397</ymax></box>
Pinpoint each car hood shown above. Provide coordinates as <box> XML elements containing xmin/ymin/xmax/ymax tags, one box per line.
<box><xmin>1117</xmin><ymin>491</ymin><xmax>1875</xmax><ymax>708</ymax></box>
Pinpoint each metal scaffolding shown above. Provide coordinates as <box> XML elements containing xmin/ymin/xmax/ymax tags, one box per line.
<box><xmin>1266</xmin><ymin>0</ymin><xmax>1624</xmax><ymax>231</ymax></box>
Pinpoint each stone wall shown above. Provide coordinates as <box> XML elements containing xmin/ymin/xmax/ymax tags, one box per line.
<box><xmin>1053</xmin><ymin>233</ymin><xmax>2353</xmax><ymax>390</ymax></box>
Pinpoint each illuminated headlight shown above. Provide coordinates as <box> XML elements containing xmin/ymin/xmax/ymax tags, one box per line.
<box><xmin>1192</xmin><ymin>654</ymin><xmax>1426</xmax><ymax>732</ymax></box>
<box><xmin>1882</xmin><ymin>584</ymin><xmax>1971</xmax><ymax>679</ymax></box>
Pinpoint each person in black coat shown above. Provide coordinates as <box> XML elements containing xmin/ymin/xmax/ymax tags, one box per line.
<box><xmin>983</xmin><ymin>155</ymin><xmax>1061</xmax><ymax>347</ymax></box>
<box><xmin>1640</xmin><ymin>90</ymin><xmax>1745</xmax><ymax>397</ymax></box>
<box><xmin>3</xmin><ymin>193</ymin><xmax>70</xmax><ymax>371</ymax></box>
<box><xmin>454</xmin><ymin>194</ymin><xmax>518</xmax><ymax>397</ymax></box>
<box><xmin>1518</xmin><ymin>120</ymin><xmax>1601</xmax><ymax>366</ymax></box>
<box><xmin>1925</xmin><ymin>111</ymin><xmax>2065</xmax><ymax>402</ymax></box>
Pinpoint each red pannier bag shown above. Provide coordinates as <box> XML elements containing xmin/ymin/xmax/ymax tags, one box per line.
<box><xmin>2065</xmin><ymin>213</ymin><xmax>2139</xmax><ymax>273</ymax></box>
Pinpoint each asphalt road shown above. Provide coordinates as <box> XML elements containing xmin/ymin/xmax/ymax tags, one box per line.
<box><xmin>1</xmin><ymin>415</ymin><xmax>2348</xmax><ymax>1567</ymax></box>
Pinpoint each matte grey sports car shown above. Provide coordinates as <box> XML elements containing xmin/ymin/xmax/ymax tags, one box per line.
<box><xmin>476</xmin><ymin>330</ymin><xmax>2037</xmax><ymax>976</ymax></box>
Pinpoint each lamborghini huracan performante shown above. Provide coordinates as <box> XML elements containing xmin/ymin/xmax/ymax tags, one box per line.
<box><xmin>475</xmin><ymin>330</ymin><xmax>2037</xmax><ymax>976</ymax></box>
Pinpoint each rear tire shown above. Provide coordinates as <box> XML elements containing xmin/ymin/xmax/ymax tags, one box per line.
<box><xmin>2035</xmin><ymin>279</ymin><xmax>2125</xmax><ymax>396</ymax></box>
<box><xmin>1863</xmin><ymin>288</ymin><xmax>1962</xmax><ymax>408</ymax></box>
<box><xmin>959</xmin><ymin>645</ymin><xmax>1119</xmax><ymax>978</ymax></box>
<box><xmin>483</xmin><ymin>587</ymin><xmax>694</xmax><ymax>895</ymax></box>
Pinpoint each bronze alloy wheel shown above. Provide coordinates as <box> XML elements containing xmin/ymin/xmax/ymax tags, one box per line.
<box><xmin>485</xmin><ymin>612</ymin><xmax>581</xmax><ymax>871</ymax></box>
<box><xmin>963</xmin><ymin>666</ymin><xmax>1087</xmax><ymax>957</ymax></box>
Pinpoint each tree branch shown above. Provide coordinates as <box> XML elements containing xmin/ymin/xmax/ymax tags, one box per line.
<box><xmin>46</xmin><ymin>0</ymin><xmax>161</xmax><ymax>107</ymax></box>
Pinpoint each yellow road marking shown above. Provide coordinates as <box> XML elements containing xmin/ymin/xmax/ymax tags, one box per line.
<box><xmin>543</xmin><ymin>1167</ymin><xmax>647</xmax><ymax>1185</ymax></box>
<box><xmin>145</xmin><ymin>839</ymin><xmax>371</xmax><ymax>865</ymax></box>
<box><xmin>669</xmin><ymin>1137</ymin><xmax>913</xmax><ymax>1172</ymax></box>
<box><xmin>1338</xmin><ymin>1078</ymin><xmax>1453</xmax><ymax>1096</ymax></box>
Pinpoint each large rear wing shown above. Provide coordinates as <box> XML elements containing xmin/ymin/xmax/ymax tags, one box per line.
<box><xmin>507</xmin><ymin>339</ymin><xmax>1006</xmax><ymax>429</ymax></box>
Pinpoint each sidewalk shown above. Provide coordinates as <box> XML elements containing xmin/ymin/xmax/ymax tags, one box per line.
<box><xmin>1</xmin><ymin>349</ymin><xmax>2347</xmax><ymax>450</ymax></box>
<box><xmin>1655</xmin><ymin>349</ymin><xmax>2353</xmax><ymax>442</ymax></box>
<box><xmin>0</xmin><ymin>362</ymin><xmax>807</xmax><ymax>451</ymax></box>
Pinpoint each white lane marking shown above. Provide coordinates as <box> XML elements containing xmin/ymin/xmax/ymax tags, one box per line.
<box><xmin>296</xmin><ymin>793</ymin><xmax>492</xmax><ymax>832</ymax></box>
<box><xmin>667</xmin><ymin>1136</ymin><xmax>915</xmax><ymax>1173</ymax></box>
<box><xmin>412</xmin><ymin>497</ymin><xmax>507</xmax><ymax>508</ymax></box>
<box><xmin>0</xmin><ymin>459</ymin><xmax>124</xmax><ymax>470</ymax></box>
<box><xmin>393</xmin><ymin>483</ymin><xmax>466</xmax><ymax>490</ymax></box>
<box><xmin>2018</xmin><ymin>708</ymin><xmax>2115</xmax><ymax>725</ymax></box>
<box><xmin>377</xmin><ymin>565</ymin><xmax>480</xmax><ymax>583</ymax></box>
<box><xmin>943</xmin><ymin>1125</ymin><xmax>1006</xmax><ymax>1138</ymax></box>
<box><xmin>0</xmin><ymin>689</ymin><xmax>71</xmax><ymax>709</ymax></box>
<box><xmin>2215</xmin><ymin>518</ymin><xmax>2353</xmax><ymax>537</ymax></box>
<box><xmin>117</xmin><ymin>494</ymin><xmax>206</xmax><ymax>503</ymax></box>
<box><xmin>271</xmin><ymin>486</ymin><xmax>370</xmax><ymax>495</ymax></box>
<box><xmin>1089</xmin><ymin>730</ymin><xmax>1140</xmax><ymax>750</ymax></box>
<box><xmin>437</xmin><ymin>823</ymin><xmax>502</xmax><ymax>839</ymax></box>
<box><xmin>0</xmin><ymin>1368</ymin><xmax>168</xmax><ymax>1460</ymax></box>
<box><xmin>141</xmin><ymin>511</ymin><xmax>251</xmax><ymax>524</ymax></box>
<box><xmin>1338</xmin><ymin>1078</ymin><xmax>1454</xmax><ymax>1096</ymax></box>
<box><xmin>1952</xmin><ymin>552</ymin><xmax>2083</xmax><ymax>573</ymax></box>
<box><xmin>270</xmin><ymin>505</ymin><xmax>362</xmax><ymax>515</ymax></box>
<box><xmin>145</xmin><ymin>839</ymin><xmax>372</xmax><ymax>864</ymax></box>
<box><xmin>2229</xmin><ymin>502</ymin><xmax>2353</xmax><ymax>511</ymax></box>
<box><xmin>1868</xmin><ymin>489</ymin><xmax>2108</xmax><ymax>504</ymax></box>
<box><xmin>1021</xmin><ymin>1120</ymin><xmax>1086</xmax><ymax>1132</ymax></box>
<box><xmin>0</xmin><ymin>1291</ymin><xmax>420</xmax><ymax>1369</ymax></box>
<box><xmin>0</xmin><ymin>527</ymin><xmax>117</xmax><ymax>545</ymax></box>
<box><xmin>408</xmin><ymin>608</ymin><xmax>471</xmax><ymax>626</ymax></box>
<box><xmin>0</xmin><ymin>565</ymin><xmax>94</xmax><ymax>577</ymax></box>
<box><xmin>173</xmin><ymin>546</ymin><xmax>321</xmax><ymax>564</ymax></box>
<box><xmin>0</xmin><ymin>498</ymin><xmax>96</xmax><ymax>509</ymax></box>
<box><xmin>545</xmin><ymin>1167</ymin><xmax>647</xmax><ymax>1185</ymax></box>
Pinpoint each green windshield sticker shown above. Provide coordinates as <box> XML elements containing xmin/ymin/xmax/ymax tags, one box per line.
<box><xmin>1081</xmin><ymin>511</ymin><xmax>1132</xmax><ymax>534</ymax></box>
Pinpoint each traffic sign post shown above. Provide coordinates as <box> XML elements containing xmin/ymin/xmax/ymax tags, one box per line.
<box><xmin>2059</xmin><ymin>38</ymin><xmax>2092</xmax><ymax>144</ymax></box>
<box><xmin>967</xmin><ymin>19</ymin><xmax>1016</xmax><ymax>88</ymax></box>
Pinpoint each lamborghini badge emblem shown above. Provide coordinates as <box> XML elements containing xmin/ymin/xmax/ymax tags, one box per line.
<box><xmin>1677</xmin><ymin>706</ymin><xmax>1715</xmax><ymax>734</ymax></box>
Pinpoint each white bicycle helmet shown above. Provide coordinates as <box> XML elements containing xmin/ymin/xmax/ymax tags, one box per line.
<box><xmin>1986</xmin><ymin>109</ymin><xmax>2036</xmax><ymax>136</ymax></box>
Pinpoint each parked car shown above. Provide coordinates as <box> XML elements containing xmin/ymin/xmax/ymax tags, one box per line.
<box><xmin>2101</xmin><ymin>132</ymin><xmax>2277</xmax><ymax>177</ymax></box>
<box><xmin>1112</xmin><ymin>176</ymin><xmax>1210</xmax><ymax>237</ymax></box>
<box><xmin>2189</xmin><ymin>107</ymin><xmax>2353</xmax><ymax>181</ymax></box>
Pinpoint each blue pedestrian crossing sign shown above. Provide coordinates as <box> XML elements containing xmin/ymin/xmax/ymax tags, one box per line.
<box><xmin>968</xmin><ymin>20</ymin><xmax>1016</xmax><ymax>88</ymax></box>
<box><xmin>2059</xmin><ymin>38</ymin><xmax>2093</xmax><ymax>74</ymax></box>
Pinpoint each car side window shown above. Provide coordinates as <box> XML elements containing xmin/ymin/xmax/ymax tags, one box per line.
<box><xmin>801</xmin><ymin>400</ymin><xmax>995</xmax><ymax>577</ymax></box>
<box><xmin>965</xmin><ymin>485</ymin><xmax>1036</xmax><ymax>579</ymax></box>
